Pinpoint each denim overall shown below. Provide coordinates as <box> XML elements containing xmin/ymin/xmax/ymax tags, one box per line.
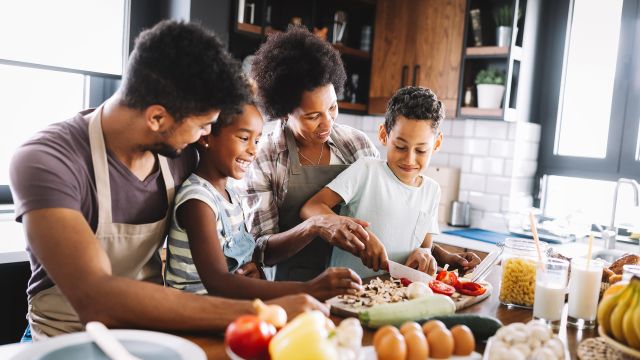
<box><xmin>210</xmin><ymin>186</ymin><xmax>256</xmax><ymax>272</ymax></box>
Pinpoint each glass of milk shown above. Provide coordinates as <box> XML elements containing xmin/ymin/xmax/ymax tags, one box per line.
<box><xmin>567</xmin><ymin>257</ymin><xmax>604</xmax><ymax>329</ymax></box>
<box><xmin>533</xmin><ymin>258</ymin><xmax>569</xmax><ymax>328</ymax></box>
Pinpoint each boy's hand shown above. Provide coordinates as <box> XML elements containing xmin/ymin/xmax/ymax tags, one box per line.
<box><xmin>235</xmin><ymin>262</ymin><xmax>262</xmax><ymax>279</ymax></box>
<box><xmin>312</xmin><ymin>214</ymin><xmax>370</xmax><ymax>255</ymax></box>
<box><xmin>359</xmin><ymin>231</ymin><xmax>389</xmax><ymax>272</ymax></box>
<box><xmin>405</xmin><ymin>248</ymin><xmax>437</xmax><ymax>276</ymax></box>
<box><xmin>267</xmin><ymin>293</ymin><xmax>329</xmax><ymax>318</ymax></box>
<box><xmin>444</xmin><ymin>251</ymin><xmax>481</xmax><ymax>275</ymax></box>
<box><xmin>305</xmin><ymin>267</ymin><xmax>363</xmax><ymax>301</ymax></box>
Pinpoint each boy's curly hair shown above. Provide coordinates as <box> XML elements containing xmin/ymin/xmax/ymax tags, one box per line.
<box><xmin>384</xmin><ymin>86</ymin><xmax>445</xmax><ymax>134</ymax></box>
<box><xmin>120</xmin><ymin>20</ymin><xmax>250</xmax><ymax>121</ymax></box>
<box><xmin>251</xmin><ymin>26</ymin><xmax>346</xmax><ymax>119</ymax></box>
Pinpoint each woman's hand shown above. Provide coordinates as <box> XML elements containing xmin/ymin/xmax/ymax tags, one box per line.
<box><xmin>311</xmin><ymin>214</ymin><xmax>370</xmax><ymax>255</ymax></box>
<box><xmin>304</xmin><ymin>267</ymin><xmax>363</xmax><ymax>301</ymax></box>
<box><xmin>359</xmin><ymin>231</ymin><xmax>389</xmax><ymax>272</ymax></box>
<box><xmin>235</xmin><ymin>262</ymin><xmax>262</xmax><ymax>279</ymax></box>
<box><xmin>404</xmin><ymin>248</ymin><xmax>437</xmax><ymax>276</ymax></box>
<box><xmin>443</xmin><ymin>251</ymin><xmax>482</xmax><ymax>275</ymax></box>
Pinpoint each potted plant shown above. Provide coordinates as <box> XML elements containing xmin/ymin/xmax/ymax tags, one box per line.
<box><xmin>493</xmin><ymin>5</ymin><xmax>521</xmax><ymax>47</ymax></box>
<box><xmin>475</xmin><ymin>68</ymin><xmax>505</xmax><ymax>109</ymax></box>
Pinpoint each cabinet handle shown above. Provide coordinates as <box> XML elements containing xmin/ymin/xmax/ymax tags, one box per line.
<box><xmin>412</xmin><ymin>65</ymin><xmax>420</xmax><ymax>86</ymax></box>
<box><xmin>400</xmin><ymin>65</ymin><xmax>409</xmax><ymax>88</ymax></box>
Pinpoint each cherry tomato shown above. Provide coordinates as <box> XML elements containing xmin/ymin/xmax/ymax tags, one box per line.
<box><xmin>400</xmin><ymin>278</ymin><xmax>413</xmax><ymax>287</ymax></box>
<box><xmin>225</xmin><ymin>315</ymin><xmax>276</xmax><ymax>360</ymax></box>
<box><xmin>455</xmin><ymin>281</ymin><xmax>486</xmax><ymax>296</ymax></box>
<box><xmin>435</xmin><ymin>270</ymin><xmax>459</xmax><ymax>287</ymax></box>
<box><xmin>428</xmin><ymin>279</ymin><xmax>456</xmax><ymax>296</ymax></box>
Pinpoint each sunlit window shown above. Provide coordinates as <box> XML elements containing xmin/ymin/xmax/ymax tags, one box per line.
<box><xmin>0</xmin><ymin>0</ymin><xmax>128</xmax><ymax>75</ymax></box>
<box><xmin>555</xmin><ymin>0</ymin><xmax>623</xmax><ymax>158</ymax></box>
<box><xmin>0</xmin><ymin>65</ymin><xmax>86</xmax><ymax>186</ymax></box>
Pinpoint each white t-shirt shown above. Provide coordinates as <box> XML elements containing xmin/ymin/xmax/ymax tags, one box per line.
<box><xmin>327</xmin><ymin>157</ymin><xmax>441</xmax><ymax>278</ymax></box>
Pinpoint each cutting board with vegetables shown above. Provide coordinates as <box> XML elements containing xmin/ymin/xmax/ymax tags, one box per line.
<box><xmin>326</xmin><ymin>276</ymin><xmax>492</xmax><ymax>319</ymax></box>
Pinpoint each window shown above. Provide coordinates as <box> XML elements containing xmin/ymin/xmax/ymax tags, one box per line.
<box><xmin>0</xmin><ymin>0</ymin><xmax>130</xmax><ymax>202</ymax></box>
<box><xmin>537</xmin><ymin>0</ymin><xmax>640</xmax><ymax>227</ymax></box>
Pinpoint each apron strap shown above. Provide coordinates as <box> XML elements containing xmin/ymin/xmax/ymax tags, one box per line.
<box><xmin>157</xmin><ymin>155</ymin><xmax>175</xmax><ymax>207</ymax></box>
<box><xmin>87</xmin><ymin>106</ymin><xmax>114</xmax><ymax>225</ymax></box>
<box><xmin>283</xmin><ymin>126</ymin><xmax>302</xmax><ymax>175</ymax></box>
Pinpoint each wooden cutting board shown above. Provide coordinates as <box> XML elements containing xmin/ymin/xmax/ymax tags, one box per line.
<box><xmin>327</xmin><ymin>281</ymin><xmax>493</xmax><ymax>319</ymax></box>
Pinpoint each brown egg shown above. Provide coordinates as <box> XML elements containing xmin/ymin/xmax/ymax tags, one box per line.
<box><xmin>400</xmin><ymin>321</ymin><xmax>422</xmax><ymax>336</ymax></box>
<box><xmin>426</xmin><ymin>327</ymin><xmax>454</xmax><ymax>359</ymax></box>
<box><xmin>421</xmin><ymin>320</ymin><xmax>446</xmax><ymax>337</ymax></box>
<box><xmin>373</xmin><ymin>325</ymin><xmax>401</xmax><ymax>349</ymax></box>
<box><xmin>404</xmin><ymin>329</ymin><xmax>429</xmax><ymax>360</ymax></box>
<box><xmin>375</xmin><ymin>331</ymin><xmax>407</xmax><ymax>360</ymax></box>
<box><xmin>451</xmin><ymin>325</ymin><xmax>475</xmax><ymax>356</ymax></box>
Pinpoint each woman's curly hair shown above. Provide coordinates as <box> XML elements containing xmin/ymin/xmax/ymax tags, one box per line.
<box><xmin>120</xmin><ymin>20</ymin><xmax>250</xmax><ymax>121</ymax></box>
<box><xmin>251</xmin><ymin>26</ymin><xmax>346</xmax><ymax>119</ymax></box>
<box><xmin>384</xmin><ymin>86</ymin><xmax>445</xmax><ymax>134</ymax></box>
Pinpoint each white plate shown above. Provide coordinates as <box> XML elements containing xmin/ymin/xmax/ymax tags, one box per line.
<box><xmin>361</xmin><ymin>345</ymin><xmax>482</xmax><ymax>359</ymax></box>
<box><xmin>12</xmin><ymin>329</ymin><xmax>206</xmax><ymax>360</ymax></box>
<box><xmin>598</xmin><ymin>325</ymin><xmax>640</xmax><ymax>358</ymax></box>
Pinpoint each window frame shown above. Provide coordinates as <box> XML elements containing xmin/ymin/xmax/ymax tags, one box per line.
<box><xmin>536</xmin><ymin>0</ymin><xmax>640</xmax><ymax>182</ymax></box>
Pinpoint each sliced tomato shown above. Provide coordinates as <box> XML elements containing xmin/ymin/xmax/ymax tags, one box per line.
<box><xmin>456</xmin><ymin>281</ymin><xmax>487</xmax><ymax>296</ymax></box>
<box><xmin>428</xmin><ymin>279</ymin><xmax>456</xmax><ymax>296</ymax></box>
<box><xmin>435</xmin><ymin>270</ymin><xmax>459</xmax><ymax>287</ymax></box>
<box><xmin>400</xmin><ymin>277</ymin><xmax>413</xmax><ymax>287</ymax></box>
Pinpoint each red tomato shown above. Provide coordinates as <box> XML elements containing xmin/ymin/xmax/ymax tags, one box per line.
<box><xmin>225</xmin><ymin>315</ymin><xmax>276</xmax><ymax>360</ymax></box>
<box><xmin>429</xmin><ymin>279</ymin><xmax>456</xmax><ymax>296</ymax></box>
<box><xmin>456</xmin><ymin>281</ymin><xmax>487</xmax><ymax>296</ymax></box>
<box><xmin>400</xmin><ymin>277</ymin><xmax>413</xmax><ymax>287</ymax></box>
<box><xmin>435</xmin><ymin>270</ymin><xmax>459</xmax><ymax>287</ymax></box>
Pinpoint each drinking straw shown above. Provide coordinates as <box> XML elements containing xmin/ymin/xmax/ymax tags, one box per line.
<box><xmin>586</xmin><ymin>232</ymin><xmax>594</xmax><ymax>269</ymax></box>
<box><xmin>529</xmin><ymin>212</ymin><xmax>544</xmax><ymax>267</ymax></box>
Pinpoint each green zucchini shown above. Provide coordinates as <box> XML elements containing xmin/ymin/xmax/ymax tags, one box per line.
<box><xmin>358</xmin><ymin>294</ymin><xmax>456</xmax><ymax>328</ymax></box>
<box><xmin>420</xmin><ymin>314</ymin><xmax>503</xmax><ymax>341</ymax></box>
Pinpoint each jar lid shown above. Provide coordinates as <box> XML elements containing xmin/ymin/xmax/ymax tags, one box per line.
<box><xmin>504</xmin><ymin>237</ymin><xmax>549</xmax><ymax>256</ymax></box>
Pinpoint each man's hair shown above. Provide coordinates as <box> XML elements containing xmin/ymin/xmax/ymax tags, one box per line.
<box><xmin>120</xmin><ymin>20</ymin><xmax>250</xmax><ymax>121</ymax></box>
<box><xmin>251</xmin><ymin>26</ymin><xmax>346</xmax><ymax>119</ymax></box>
<box><xmin>384</xmin><ymin>86</ymin><xmax>445</xmax><ymax>134</ymax></box>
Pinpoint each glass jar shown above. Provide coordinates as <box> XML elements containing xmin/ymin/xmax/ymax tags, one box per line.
<box><xmin>499</xmin><ymin>238</ymin><xmax>549</xmax><ymax>308</ymax></box>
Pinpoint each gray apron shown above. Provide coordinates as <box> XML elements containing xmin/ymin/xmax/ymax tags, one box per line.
<box><xmin>274</xmin><ymin>126</ymin><xmax>350</xmax><ymax>281</ymax></box>
<box><xmin>27</xmin><ymin>106</ymin><xmax>174</xmax><ymax>340</ymax></box>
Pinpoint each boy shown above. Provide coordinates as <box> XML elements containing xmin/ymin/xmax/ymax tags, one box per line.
<box><xmin>165</xmin><ymin>99</ymin><xmax>362</xmax><ymax>300</ymax></box>
<box><xmin>301</xmin><ymin>86</ymin><xmax>448</xmax><ymax>278</ymax></box>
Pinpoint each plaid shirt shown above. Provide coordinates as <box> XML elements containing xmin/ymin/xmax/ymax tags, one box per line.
<box><xmin>240</xmin><ymin>120</ymin><xmax>380</xmax><ymax>254</ymax></box>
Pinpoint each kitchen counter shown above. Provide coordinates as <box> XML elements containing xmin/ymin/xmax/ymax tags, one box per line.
<box><xmin>0</xmin><ymin>219</ymin><xmax>28</xmax><ymax>264</ymax></box>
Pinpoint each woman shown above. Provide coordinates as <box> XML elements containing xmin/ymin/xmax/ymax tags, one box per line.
<box><xmin>245</xmin><ymin>27</ymin><xmax>479</xmax><ymax>282</ymax></box>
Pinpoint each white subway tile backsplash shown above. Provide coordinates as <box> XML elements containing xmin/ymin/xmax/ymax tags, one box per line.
<box><xmin>508</xmin><ymin>122</ymin><xmax>541</xmax><ymax>143</ymax></box>
<box><xmin>471</xmin><ymin>157</ymin><xmax>504</xmax><ymax>175</ymax></box>
<box><xmin>512</xmin><ymin>160</ymin><xmax>538</xmax><ymax>177</ymax></box>
<box><xmin>479</xmin><ymin>212</ymin><xmax>509</xmax><ymax>233</ymax></box>
<box><xmin>458</xmin><ymin>190</ymin><xmax>469</xmax><ymax>202</ymax></box>
<box><xmin>430</xmin><ymin>153</ymin><xmax>449</xmax><ymax>167</ymax></box>
<box><xmin>470</xmin><ymin>209</ymin><xmax>484</xmax><ymax>226</ymax></box>
<box><xmin>490</xmin><ymin>140</ymin><xmax>515</xmax><ymax>158</ymax></box>
<box><xmin>440</xmin><ymin>137</ymin><xmax>465</xmax><ymax>154</ymax></box>
<box><xmin>452</xmin><ymin>119</ymin><xmax>475</xmax><ymax>137</ymax></box>
<box><xmin>459</xmin><ymin>173</ymin><xmax>486</xmax><ymax>192</ymax></box>
<box><xmin>362</xmin><ymin>116</ymin><xmax>383</xmax><ymax>132</ymax></box>
<box><xmin>511</xmin><ymin>177</ymin><xmax>534</xmax><ymax>196</ymax></box>
<box><xmin>485</xmin><ymin>176</ymin><xmax>511</xmax><ymax>195</ymax></box>
<box><xmin>338</xmin><ymin>113</ymin><xmax>362</xmax><ymax>128</ymax></box>
<box><xmin>464</xmin><ymin>139</ymin><xmax>490</xmax><ymax>155</ymax></box>
<box><xmin>468</xmin><ymin>191</ymin><xmax>501</xmax><ymax>212</ymax></box>
<box><xmin>462</xmin><ymin>156</ymin><xmax>472</xmax><ymax>172</ymax></box>
<box><xmin>504</xmin><ymin>160</ymin><xmax>513</xmax><ymax>176</ymax></box>
<box><xmin>440</xmin><ymin>119</ymin><xmax>453</xmax><ymax>136</ymax></box>
<box><xmin>474</xmin><ymin>120</ymin><xmax>508</xmax><ymax>139</ymax></box>
<box><xmin>448</xmin><ymin>154</ymin><xmax>465</xmax><ymax>169</ymax></box>
<box><xmin>501</xmin><ymin>196</ymin><xmax>511</xmax><ymax>212</ymax></box>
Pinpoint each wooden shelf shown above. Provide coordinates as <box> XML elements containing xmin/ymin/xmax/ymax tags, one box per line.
<box><xmin>338</xmin><ymin>101</ymin><xmax>367</xmax><ymax>112</ymax></box>
<box><xmin>332</xmin><ymin>44</ymin><xmax>371</xmax><ymax>60</ymax></box>
<box><xmin>265</xmin><ymin>26</ymin><xmax>282</xmax><ymax>36</ymax></box>
<box><xmin>236</xmin><ymin>22</ymin><xmax>261</xmax><ymax>35</ymax></box>
<box><xmin>460</xmin><ymin>107</ymin><xmax>503</xmax><ymax>118</ymax></box>
<box><xmin>465</xmin><ymin>46</ymin><xmax>509</xmax><ymax>58</ymax></box>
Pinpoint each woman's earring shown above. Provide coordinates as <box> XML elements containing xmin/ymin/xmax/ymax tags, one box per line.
<box><xmin>204</xmin><ymin>143</ymin><xmax>210</xmax><ymax>149</ymax></box>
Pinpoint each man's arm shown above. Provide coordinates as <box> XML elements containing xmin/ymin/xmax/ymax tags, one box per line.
<box><xmin>24</xmin><ymin>208</ymin><xmax>324</xmax><ymax>331</ymax></box>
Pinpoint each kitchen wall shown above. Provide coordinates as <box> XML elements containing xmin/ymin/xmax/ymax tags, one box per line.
<box><xmin>332</xmin><ymin>114</ymin><xmax>542</xmax><ymax>231</ymax></box>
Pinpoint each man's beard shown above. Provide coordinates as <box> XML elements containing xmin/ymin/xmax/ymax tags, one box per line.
<box><xmin>147</xmin><ymin>142</ymin><xmax>182</xmax><ymax>159</ymax></box>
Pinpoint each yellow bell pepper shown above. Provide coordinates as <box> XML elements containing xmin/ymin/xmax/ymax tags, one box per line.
<box><xmin>269</xmin><ymin>310</ymin><xmax>338</xmax><ymax>360</ymax></box>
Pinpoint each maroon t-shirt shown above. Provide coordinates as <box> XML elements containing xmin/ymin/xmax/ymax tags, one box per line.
<box><xmin>9</xmin><ymin>109</ymin><xmax>197</xmax><ymax>298</ymax></box>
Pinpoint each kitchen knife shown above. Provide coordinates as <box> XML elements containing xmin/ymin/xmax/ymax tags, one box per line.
<box><xmin>388</xmin><ymin>260</ymin><xmax>434</xmax><ymax>283</ymax></box>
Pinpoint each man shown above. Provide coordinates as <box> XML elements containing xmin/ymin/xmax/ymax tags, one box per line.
<box><xmin>10</xmin><ymin>20</ymin><xmax>324</xmax><ymax>341</ymax></box>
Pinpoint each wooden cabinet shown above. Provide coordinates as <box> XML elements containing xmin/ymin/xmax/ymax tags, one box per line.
<box><xmin>368</xmin><ymin>0</ymin><xmax>466</xmax><ymax>115</ymax></box>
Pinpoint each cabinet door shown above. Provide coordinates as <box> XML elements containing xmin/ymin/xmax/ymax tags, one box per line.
<box><xmin>368</xmin><ymin>0</ymin><xmax>417</xmax><ymax>114</ymax></box>
<box><xmin>413</xmin><ymin>0</ymin><xmax>466</xmax><ymax>118</ymax></box>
